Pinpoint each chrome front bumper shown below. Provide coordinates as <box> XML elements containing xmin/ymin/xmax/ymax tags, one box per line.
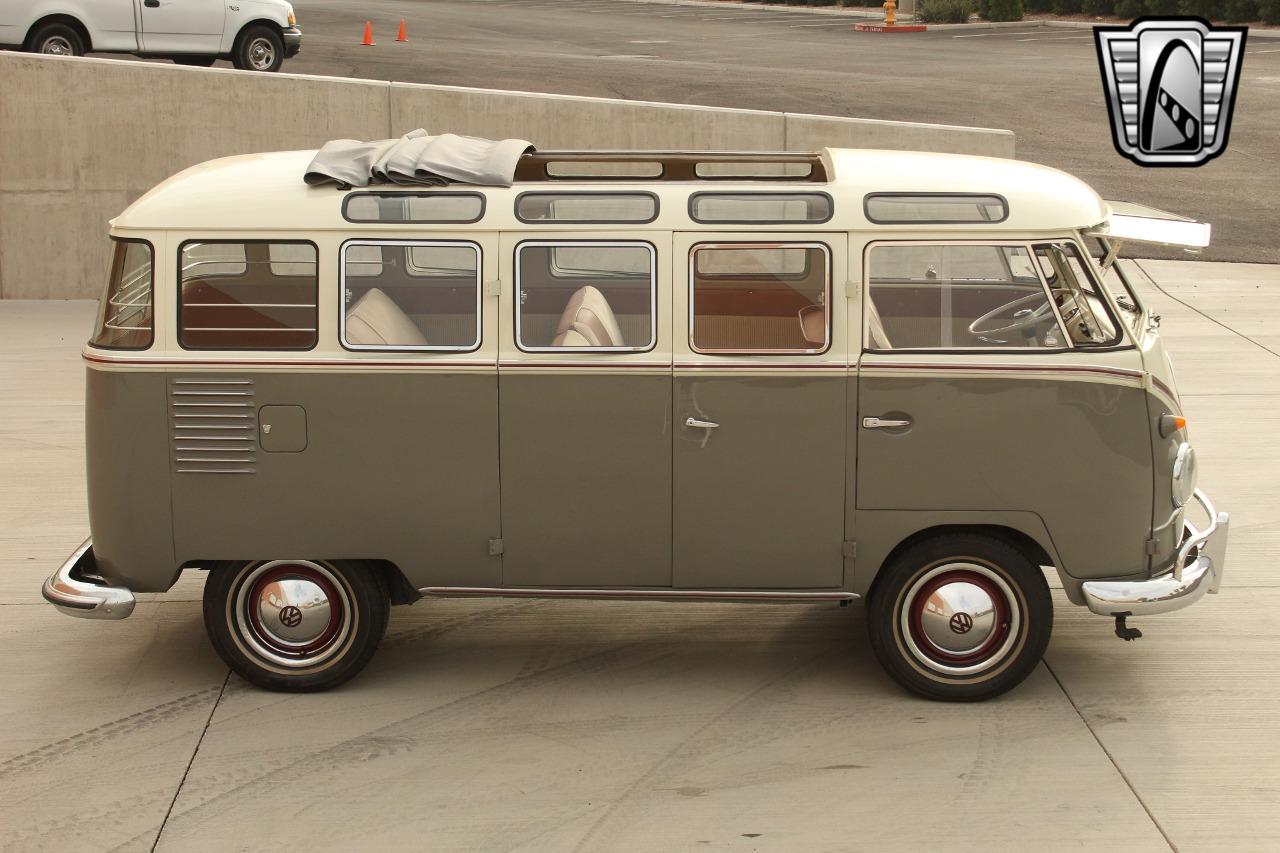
<box><xmin>1083</xmin><ymin>489</ymin><xmax>1229</xmax><ymax>617</ymax></box>
<box><xmin>42</xmin><ymin>538</ymin><xmax>136</xmax><ymax>620</ymax></box>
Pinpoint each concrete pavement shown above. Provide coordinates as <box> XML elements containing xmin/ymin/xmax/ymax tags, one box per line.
<box><xmin>1</xmin><ymin>259</ymin><xmax>1279</xmax><ymax>851</ymax></box>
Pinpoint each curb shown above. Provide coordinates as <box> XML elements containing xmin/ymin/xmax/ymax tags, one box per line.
<box><xmin>605</xmin><ymin>1</ymin><xmax>1280</xmax><ymax>38</ymax></box>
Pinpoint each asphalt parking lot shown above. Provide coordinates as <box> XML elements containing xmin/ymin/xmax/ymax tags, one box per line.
<box><xmin>245</xmin><ymin>0</ymin><xmax>1280</xmax><ymax>265</ymax></box>
<box><xmin>2</xmin><ymin>258</ymin><xmax>1279</xmax><ymax>851</ymax></box>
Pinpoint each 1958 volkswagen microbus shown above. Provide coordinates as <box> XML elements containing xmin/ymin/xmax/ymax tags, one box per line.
<box><xmin>43</xmin><ymin>147</ymin><xmax>1229</xmax><ymax>700</ymax></box>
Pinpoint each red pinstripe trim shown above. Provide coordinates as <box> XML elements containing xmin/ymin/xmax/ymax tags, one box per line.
<box><xmin>1150</xmin><ymin>375</ymin><xmax>1178</xmax><ymax>400</ymax></box>
<box><xmin>859</xmin><ymin>362</ymin><xmax>1144</xmax><ymax>381</ymax></box>
<box><xmin>84</xmin><ymin>353</ymin><xmax>493</xmax><ymax>368</ymax></box>
<box><xmin>499</xmin><ymin>361</ymin><xmax>669</xmax><ymax>369</ymax></box>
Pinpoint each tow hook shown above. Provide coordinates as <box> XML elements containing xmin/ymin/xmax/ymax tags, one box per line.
<box><xmin>1113</xmin><ymin>613</ymin><xmax>1142</xmax><ymax>641</ymax></box>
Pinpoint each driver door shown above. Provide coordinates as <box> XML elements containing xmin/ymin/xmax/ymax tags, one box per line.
<box><xmin>856</xmin><ymin>238</ymin><xmax>1153</xmax><ymax>580</ymax></box>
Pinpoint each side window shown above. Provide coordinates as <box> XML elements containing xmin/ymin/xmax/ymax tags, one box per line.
<box><xmin>865</xmin><ymin>243</ymin><xmax>1067</xmax><ymax>351</ymax></box>
<box><xmin>1033</xmin><ymin>243</ymin><xmax>1121</xmax><ymax>346</ymax></box>
<box><xmin>689</xmin><ymin>243</ymin><xmax>830</xmax><ymax>354</ymax></box>
<box><xmin>515</xmin><ymin>241</ymin><xmax>655</xmax><ymax>352</ymax></box>
<box><xmin>90</xmin><ymin>239</ymin><xmax>153</xmax><ymax>349</ymax></box>
<box><xmin>179</xmin><ymin>241</ymin><xmax>317</xmax><ymax>350</ymax></box>
<box><xmin>340</xmin><ymin>241</ymin><xmax>481</xmax><ymax>352</ymax></box>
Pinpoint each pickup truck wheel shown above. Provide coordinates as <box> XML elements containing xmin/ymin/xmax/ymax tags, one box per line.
<box><xmin>173</xmin><ymin>56</ymin><xmax>217</xmax><ymax>67</ymax></box>
<box><xmin>29</xmin><ymin>23</ymin><xmax>85</xmax><ymax>57</ymax></box>
<box><xmin>232</xmin><ymin>25</ymin><xmax>283</xmax><ymax>72</ymax></box>
<box><xmin>867</xmin><ymin>533</ymin><xmax>1052</xmax><ymax>701</ymax></box>
<box><xmin>203</xmin><ymin>559</ymin><xmax>389</xmax><ymax>692</ymax></box>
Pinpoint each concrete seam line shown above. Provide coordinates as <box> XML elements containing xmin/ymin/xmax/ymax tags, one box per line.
<box><xmin>1042</xmin><ymin>659</ymin><xmax>1179</xmax><ymax>853</ymax></box>
<box><xmin>149</xmin><ymin>669</ymin><xmax>231</xmax><ymax>853</ymax></box>
<box><xmin>1135</xmin><ymin>260</ymin><xmax>1280</xmax><ymax>362</ymax></box>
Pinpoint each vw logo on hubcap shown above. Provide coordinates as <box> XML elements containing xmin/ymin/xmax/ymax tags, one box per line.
<box><xmin>949</xmin><ymin>612</ymin><xmax>974</xmax><ymax>634</ymax></box>
<box><xmin>279</xmin><ymin>605</ymin><xmax>303</xmax><ymax>628</ymax></box>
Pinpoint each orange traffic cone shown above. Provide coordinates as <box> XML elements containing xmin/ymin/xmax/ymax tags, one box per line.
<box><xmin>396</xmin><ymin>19</ymin><xmax>408</xmax><ymax>42</ymax></box>
<box><xmin>361</xmin><ymin>21</ymin><xmax>375</xmax><ymax>46</ymax></box>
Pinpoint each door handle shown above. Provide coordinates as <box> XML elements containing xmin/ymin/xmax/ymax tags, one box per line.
<box><xmin>862</xmin><ymin>416</ymin><xmax>911</xmax><ymax>429</ymax></box>
<box><xmin>685</xmin><ymin>417</ymin><xmax>719</xmax><ymax>430</ymax></box>
<box><xmin>144</xmin><ymin>0</ymin><xmax>159</xmax><ymax>6</ymax></box>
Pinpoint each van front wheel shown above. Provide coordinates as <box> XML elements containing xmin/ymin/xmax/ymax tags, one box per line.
<box><xmin>203</xmin><ymin>559</ymin><xmax>389</xmax><ymax>691</ymax></box>
<box><xmin>867</xmin><ymin>533</ymin><xmax>1052</xmax><ymax>701</ymax></box>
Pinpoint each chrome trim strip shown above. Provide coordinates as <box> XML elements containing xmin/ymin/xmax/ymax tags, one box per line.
<box><xmin>1082</xmin><ymin>489</ymin><xmax>1228</xmax><ymax>617</ymax></box>
<box><xmin>42</xmin><ymin>539</ymin><xmax>136</xmax><ymax>620</ymax></box>
<box><xmin>420</xmin><ymin>586</ymin><xmax>858</xmax><ymax>602</ymax></box>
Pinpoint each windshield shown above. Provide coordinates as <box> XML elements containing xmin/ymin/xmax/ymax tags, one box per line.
<box><xmin>1032</xmin><ymin>242</ymin><xmax>1121</xmax><ymax>346</ymax></box>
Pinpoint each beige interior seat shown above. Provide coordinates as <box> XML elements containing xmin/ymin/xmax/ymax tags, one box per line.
<box><xmin>798</xmin><ymin>304</ymin><xmax>826</xmax><ymax>347</ymax></box>
<box><xmin>345</xmin><ymin>287</ymin><xmax>428</xmax><ymax>347</ymax></box>
<box><xmin>552</xmin><ymin>285</ymin><xmax>625</xmax><ymax>348</ymax></box>
<box><xmin>865</xmin><ymin>298</ymin><xmax>893</xmax><ymax>350</ymax></box>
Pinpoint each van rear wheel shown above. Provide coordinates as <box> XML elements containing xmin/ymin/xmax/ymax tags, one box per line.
<box><xmin>203</xmin><ymin>559</ymin><xmax>389</xmax><ymax>691</ymax></box>
<box><xmin>866</xmin><ymin>533</ymin><xmax>1052</xmax><ymax>702</ymax></box>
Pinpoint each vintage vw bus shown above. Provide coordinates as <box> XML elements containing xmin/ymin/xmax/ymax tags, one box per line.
<box><xmin>43</xmin><ymin>147</ymin><xmax>1229</xmax><ymax>700</ymax></box>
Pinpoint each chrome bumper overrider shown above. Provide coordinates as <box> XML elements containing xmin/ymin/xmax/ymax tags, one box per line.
<box><xmin>1083</xmin><ymin>489</ymin><xmax>1228</xmax><ymax>617</ymax></box>
<box><xmin>42</xmin><ymin>539</ymin><xmax>135</xmax><ymax>620</ymax></box>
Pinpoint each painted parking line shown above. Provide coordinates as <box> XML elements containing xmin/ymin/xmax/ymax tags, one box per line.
<box><xmin>1250</xmin><ymin>48</ymin><xmax>1280</xmax><ymax>54</ymax></box>
<box><xmin>952</xmin><ymin>30</ymin><xmax>1047</xmax><ymax>38</ymax></box>
<box><xmin>789</xmin><ymin>21</ymin><xmax>857</xmax><ymax>28</ymax></box>
<box><xmin>1016</xmin><ymin>35</ymin><xmax>1092</xmax><ymax>41</ymax></box>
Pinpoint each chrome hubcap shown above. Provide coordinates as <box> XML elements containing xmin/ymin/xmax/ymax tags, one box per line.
<box><xmin>900</xmin><ymin>562</ymin><xmax>1019</xmax><ymax>676</ymax></box>
<box><xmin>233</xmin><ymin>561</ymin><xmax>352</xmax><ymax>668</ymax></box>
<box><xmin>247</xmin><ymin>38</ymin><xmax>275</xmax><ymax>70</ymax></box>
<box><xmin>919</xmin><ymin>580</ymin><xmax>998</xmax><ymax>654</ymax></box>
<box><xmin>42</xmin><ymin>36</ymin><xmax>72</xmax><ymax>56</ymax></box>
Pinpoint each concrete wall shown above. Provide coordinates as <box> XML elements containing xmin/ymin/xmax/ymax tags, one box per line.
<box><xmin>0</xmin><ymin>52</ymin><xmax>1015</xmax><ymax>299</ymax></box>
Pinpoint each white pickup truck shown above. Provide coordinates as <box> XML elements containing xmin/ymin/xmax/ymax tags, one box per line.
<box><xmin>0</xmin><ymin>0</ymin><xmax>300</xmax><ymax>71</ymax></box>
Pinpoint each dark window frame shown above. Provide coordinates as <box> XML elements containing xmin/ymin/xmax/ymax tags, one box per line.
<box><xmin>861</xmin><ymin>238</ymin><xmax>1136</xmax><ymax>355</ymax></box>
<box><xmin>513</xmin><ymin>239</ymin><xmax>659</xmax><ymax>355</ymax></box>
<box><xmin>688</xmin><ymin>191</ymin><xmax>834</xmax><ymax>225</ymax></box>
<box><xmin>337</xmin><ymin>238</ymin><xmax>484</xmax><ymax>354</ymax></box>
<box><xmin>90</xmin><ymin>237</ymin><xmax>156</xmax><ymax>351</ymax></box>
<box><xmin>688</xmin><ymin>240</ymin><xmax>833</xmax><ymax>356</ymax></box>
<box><xmin>341</xmin><ymin>191</ymin><xmax>487</xmax><ymax>224</ymax></box>
<box><xmin>863</xmin><ymin>192</ymin><xmax>1009</xmax><ymax>225</ymax></box>
<box><xmin>176</xmin><ymin>239</ymin><xmax>320</xmax><ymax>352</ymax></box>
<box><xmin>514</xmin><ymin>191</ymin><xmax>660</xmax><ymax>225</ymax></box>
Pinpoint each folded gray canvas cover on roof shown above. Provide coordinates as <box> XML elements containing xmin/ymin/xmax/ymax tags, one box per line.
<box><xmin>304</xmin><ymin>129</ymin><xmax>535</xmax><ymax>188</ymax></box>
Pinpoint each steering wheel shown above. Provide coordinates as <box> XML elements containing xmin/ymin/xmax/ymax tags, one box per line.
<box><xmin>968</xmin><ymin>292</ymin><xmax>1057</xmax><ymax>338</ymax></box>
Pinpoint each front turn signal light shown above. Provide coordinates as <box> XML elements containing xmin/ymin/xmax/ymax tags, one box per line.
<box><xmin>1159</xmin><ymin>414</ymin><xmax>1187</xmax><ymax>438</ymax></box>
<box><xmin>288</xmin><ymin>10</ymin><xmax>296</xmax><ymax>26</ymax></box>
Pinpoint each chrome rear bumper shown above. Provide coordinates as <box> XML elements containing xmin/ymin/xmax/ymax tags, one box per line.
<box><xmin>42</xmin><ymin>538</ymin><xmax>136</xmax><ymax>620</ymax></box>
<box><xmin>1083</xmin><ymin>489</ymin><xmax>1228</xmax><ymax>617</ymax></box>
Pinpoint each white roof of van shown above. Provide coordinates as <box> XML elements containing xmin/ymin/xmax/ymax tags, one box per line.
<box><xmin>112</xmin><ymin>148</ymin><xmax>1108</xmax><ymax>233</ymax></box>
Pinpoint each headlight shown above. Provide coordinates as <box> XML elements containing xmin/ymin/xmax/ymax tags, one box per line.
<box><xmin>1171</xmin><ymin>442</ymin><xmax>1197</xmax><ymax>507</ymax></box>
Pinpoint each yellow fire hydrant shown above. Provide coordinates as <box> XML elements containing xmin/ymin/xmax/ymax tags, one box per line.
<box><xmin>883</xmin><ymin>0</ymin><xmax>897</xmax><ymax>26</ymax></box>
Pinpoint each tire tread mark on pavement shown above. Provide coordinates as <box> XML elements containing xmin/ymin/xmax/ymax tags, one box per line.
<box><xmin>132</xmin><ymin>640</ymin><xmax>677</xmax><ymax>848</ymax></box>
<box><xmin>0</xmin><ymin>687</ymin><xmax>223</xmax><ymax>779</ymax></box>
<box><xmin>566</xmin><ymin>647</ymin><xmax>835</xmax><ymax>853</ymax></box>
<box><xmin>1043</xmin><ymin>659</ymin><xmax>1178</xmax><ymax>852</ymax></box>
